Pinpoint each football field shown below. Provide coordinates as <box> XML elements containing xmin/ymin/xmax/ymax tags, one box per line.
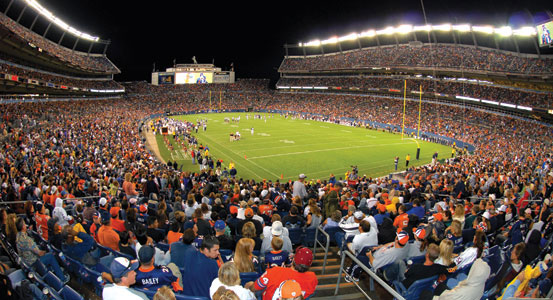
<box><xmin>155</xmin><ymin>112</ymin><xmax>452</xmax><ymax>181</ymax></box>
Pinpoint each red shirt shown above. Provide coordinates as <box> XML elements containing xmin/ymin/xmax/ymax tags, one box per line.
<box><xmin>254</xmin><ymin>266</ymin><xmax>318</xmax><ymax>300</ymax></box>
<box><xmin>35</xmin><ymin>212</ymin><xmax>50</xmax><ymax>240</ymax></box>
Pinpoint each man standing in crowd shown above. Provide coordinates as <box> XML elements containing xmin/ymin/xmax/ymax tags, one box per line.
<box><xmin>292</xmin><ymin>174</ymin><xmax>308</xmax><ymax>201</ymax></box>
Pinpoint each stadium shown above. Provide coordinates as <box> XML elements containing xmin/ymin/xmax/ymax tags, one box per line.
<box><xmin>0</xmin><ymin>1</ymin><xmax>553</xmax><ymax>300</ymax></box>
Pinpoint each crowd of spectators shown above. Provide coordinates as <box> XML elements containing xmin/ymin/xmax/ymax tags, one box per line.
<box><xmin>0</xmin><ymin>13</ymin><xmax>118</xmax><ymax>74</ymax></box>
<box><xmin>0</xmin><ymin>82</ymin><xmax>552</xmax><ymax>299</ymax></box>
<box><xmin>277</xmin><ymin>76</ymin><xmax>553</xmax><ymax>108</ymax></box>
<box><xmin>279</xmin><ymin>44</ymin><xmax>553</xmax><ymax>75</ymax></box>
<box><xmin>0</xmin><ymin>61</ymin><xmax>123</xmax><ymax>91</ymax></box>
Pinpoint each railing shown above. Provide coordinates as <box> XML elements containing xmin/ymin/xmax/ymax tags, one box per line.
<box><xmin>313</xmin><ymin>225</ymin><xmax>330</xmax><ymax>274</ymax></box>
<box><xmin>335</xmin><ymin>250</ymin><xmax>405</xmax><ymax>300</ymax></box>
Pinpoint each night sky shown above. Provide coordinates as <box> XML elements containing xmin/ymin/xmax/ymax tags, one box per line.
<box><xmin>18</xmin><ymin>1</ymin><xmax>553</xmax><ymax>83</ymax></box>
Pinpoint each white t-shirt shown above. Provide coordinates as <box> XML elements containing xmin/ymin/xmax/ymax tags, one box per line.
<box><xmin>209</xmin><ymin>278</ymin><xmax>256</xmax><ymax>300</ymax></box>
<box><xmin>102</xmin><ymin>284</ymin><xmax>148</xmax><ymax>300</ymax></box>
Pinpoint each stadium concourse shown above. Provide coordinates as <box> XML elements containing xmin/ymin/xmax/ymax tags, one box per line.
<box><xmin>2</xmin><ymin>5</ymin><xmax>553</xmax><ymax>300</ymax></box>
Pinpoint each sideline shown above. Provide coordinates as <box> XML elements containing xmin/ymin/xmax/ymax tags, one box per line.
<box><xmin>141</xmin><ymin>124</ymin><xmax>166</xmax><ymax>164</ymax></box>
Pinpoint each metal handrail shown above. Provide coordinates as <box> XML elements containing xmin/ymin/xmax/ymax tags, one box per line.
<box><xmin>335</xmin><ymin>249</ymin><xmax>406</xmax><ymax>300</ymax></box>
<box><xmin>313</xmin><ymin>225</ymin><xmax>330</xmax><ymax>274</ymax></box>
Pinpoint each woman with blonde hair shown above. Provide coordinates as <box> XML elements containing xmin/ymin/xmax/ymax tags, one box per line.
<box><xmin>209</xmin><ymin>262</ymin><xmax>256</xmax><ymax>299</ymax></box>
<box><xmin>435</xmin><ymin>239</ymin><xmax>455</xmax><ymax>267</ymax></box>
<box><xmin>241</xmin><ymin>222</ymin><xmax>262</xmax><ymax>251</ymax></box>
<box><xmin>232</xmin><ymin>238</ymin><xmax>259</xmax><ymax>273</ymax></box>
<box><xmin>453</xmin><ymin>204</ymin><xmax>465</xmax><ymax>228</ymax></box>
<box><xmin>445</xmin><ymin>220</ymin><xmax>463</xmax><ymax>247</ymax></box>
<box><xmin>122</xmin><ymin>172</ymin><xmax>139</xmax><ymax>199</ymax></box>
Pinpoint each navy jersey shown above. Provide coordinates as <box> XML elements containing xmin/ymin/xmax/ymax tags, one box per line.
<box><xmin>265</xmin><ymin>250</ymin><xmax>291</xmax><ymax>268</ymax></box>
<box><xmin>135</xmin><ymin>265</ymin><xmax>179</xmax><ymax>291</ymax></box>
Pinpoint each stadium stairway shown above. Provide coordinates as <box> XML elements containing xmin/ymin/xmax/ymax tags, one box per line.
<box><xmin>309</xmin><ymin>246</ymin><xmax>387</xmax><ymax>300</ymax></box>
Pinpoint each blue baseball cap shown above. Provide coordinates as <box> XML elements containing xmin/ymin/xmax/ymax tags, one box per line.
<box><xmin>214</xmin><ymin>220</ymin><xmax>226</xmax><ymax>231</ymax></box>
<box><xmin>110</xmin><ymin>257</ymin><xmax>139</xmax><ymax>279</ymax></box>
<box><xmin>138</xmin><ymin>246</ymin><xmax>155</xmax><ymax>263</ymax></box>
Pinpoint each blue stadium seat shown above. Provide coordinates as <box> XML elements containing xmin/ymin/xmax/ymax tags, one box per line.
<box><xmin>220</xmin><ymin>249</ymin><xmax>233</xmax><ymax>262</ymax></box>
<box><xmin>303</xmin><ymin>227</ymin><xmax>317</xmax><ymax>247</ymax></box>
<box><xmin>393</xmin><ymin>275</ymin><xmax>438</xmax><ymax>300</ymax></box>
<box><xmin>44</xmin><ymin>271</ymin><xmax>64</xmax><ymax>292</ymax></box>
<box><xmin>462</xmin><ymin>228</ymin><xmax>475</xmax><ymax>244</ymax></box>
<box><xmin>60</xmin><ymin>286</ymin><xmax>85</xmax><ymax>300</ymax></box>
<box><xmin>288</xmin><ymin>228</ymin><xmax>304</xmax><ymax>245</ymax></box>
<box><xmin>240</xmin><ymin>272</ymin><xmax>259</xmax><ymax>286</ymax></box>
<box><xmin>32</xmin><ymin>259</ymin><xmax>48</xmax><ymax>277</ymax></box>
<box><xmin>156</xmin><ymin>243</ymin><xmax>170</xmax><ymax>252</ymax></box>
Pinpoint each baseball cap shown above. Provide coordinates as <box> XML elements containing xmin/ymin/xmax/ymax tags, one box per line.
<box><xmin>110</xmin><ymin>207</ymin><xmax>120</xmax><ymax>217</ymax></box>
<box><xmin>299</xmin><ymin>174</ymin><xmax>306</xmax><ymax>179</ymax></box>
<box><xmin>183</xmin><ymin>221</ymin><xmax>195</xmax><ymax>231</ymax></box>
<box><xmin>92</xmin><ymin>211</ymin><xmax>100</xmax><ymax>219</ymax></box>
<box><xmin>279</xmin><ymin>280</ymin><xmax>302</xmax><ymax>299</ymax></box>
<box><xmin>271</xmin><ymin>221</ymin><xmax>283</xmax><ymax>236</ymax></box>
<box><xmin>35</xmin><ymin>201</ymin><xmax>43</xmax><ymax>211</ymax></box>
<box><xmin>139</xmin><ymin>204</ymin><xmax>148</xmax><ymax>213</ymax></box>
<box><xmin>110</xmin><ymin>257</ymin><xmax>139</xmax><ymax>279</ymax></box>
<box><xmin>138</xmin><ymin>245</ymin><xmax>155</xmax><ymax>263</ymax></box>
<box><xmin>101</xmin><ymin>211</ymin><xmax>111</xmax><ymax>223</ymax></box>
<box><xmin>294</xmin><ymin>247</ymin><xmax>313</xmax><ymax>267</ymax></box>
<box><xmin>214</xmin><ymin>220</ymin><xmax>226</xmax><ymax>231</ymax></box>
<box><xmin>99</xmin><ymin>197</ymin><xmax>108</xmax><ymax>206</ymax></box>
<box><xmin>245</xmin><ymin>208</ymin><xmax>254</xmax><ymax>217</ymax></box>
<box><xmin>354</xmin><ymin>211</ymin><xmax>364</xmax><ymax>220</ymax></box>
<box><xmin>261</xmin><ymin>190</ymin><xmax>269</xmax><ymax>198</ymax></box>
<box><xmin>414</xmin><ymin>226</ymin><xmax>426</xmax><ymax>240</ymax></box>
<box><xmin>396</xmin><ymin>231</ymin><xmax>409</xmax><ymax>245</ymax></box>
<box><xmin>377</xmin><ymin>203</ymin><xmax>387</xmax><ymax>213</ymax></box>
<box><xmin>544</xmin><ymin>199</ymin><xmax>551</xmax><ymax>206</ymax></box>
<box><xmin>229</xmin><ymin>206</ymin><xmax>238</xmax><ymax>214</ymax></box>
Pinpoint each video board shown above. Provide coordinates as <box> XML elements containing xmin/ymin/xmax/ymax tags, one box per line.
<box><xmin>537</xmin><ymin>21</ymin><xmax>553</xmax><ymax>47</ymax></box>
<box><xmin>175</xmin><ymin>72</ymin><xmax>213</xmax><ymax>84</ymax></box>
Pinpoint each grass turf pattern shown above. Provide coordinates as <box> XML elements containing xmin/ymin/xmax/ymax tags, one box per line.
<box><xmin>155</xmin><ymin>112</ymin><xmax>452</xmax><ymax>181</ymax></box>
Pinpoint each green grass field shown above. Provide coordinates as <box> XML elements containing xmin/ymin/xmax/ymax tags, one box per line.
<box><xmin>155</xmin><ymin>112</ymin><xmax>452</xmax><ymax>181</ymax></box>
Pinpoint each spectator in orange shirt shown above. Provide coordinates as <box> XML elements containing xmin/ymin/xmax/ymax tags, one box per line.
<box><xmin>98</xmin><ymin>212</ymin><xmax>120</xmax><ymax>251</ymax></box>
<box><xmin>393</xmin><ymin>204</ymin><xmax>409</xmax><ymax>231</ymax></box>
<box><xmin>167</xmin><ymin>222</ymin><xmax>183</xmax><ymax>245</ymax></box>
<box><xmin>110</xmin><ymin>207</ymin><xmax>126</xmax><ymax>232</ymax></box>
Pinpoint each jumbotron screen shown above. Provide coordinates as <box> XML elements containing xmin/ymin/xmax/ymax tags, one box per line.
<box><xmin>175</xmin><ymin>72</ymin><xmax>213</xmax><ymax>84</ymax></box>
<box><xmin>537</xmin><ymin>21</ymin><xmax>553</xmax><ymax>47</ymax></box>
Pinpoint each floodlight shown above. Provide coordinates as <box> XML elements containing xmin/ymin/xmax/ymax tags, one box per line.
<box><xmin>481</xmin><ymin>99</ymin><xmax>499</xmax><ymax>105</ymax></box>
<box><xmin>376</xmin><ymin>26</ymin><xmax>395</xmax><ymax>35</ymax></box>
<box><xmin>24</xmin><ymin>0</ymin><xmax>100</xmax><ymax>41</ymax></box>
<box><xmin>321</xmin><ymin>37</ymin><xmax>338</xmax><ymax>45</ymax></box>
<box><xmin>513</xmin><ymin>27</ymin><xmax>536</xmax><ymax>36</ymax></box>
<box><xmin>472</xmin><ymin>26</ymin><xmax>494</xmax><ymax>34</ymax></box>
<box><xmin>303</xmin><ymin>40</ymin><xmax>321</xmax><ymax>47</ymax></box>
<box><xmin>452</xmin><ymin>24</ymin><xmax>471</xmax><ymax>32</ymax></box>
<box><xmin>432</xmin><ymin>24</ymin><xmax>452</xmax><ymax>31</ymax></box>
<box><xmin>495</xmin><ymin>26</ymin><xmax>512</xmax><ymax>37</ymax></box>
<box><xmin>338</xmin><ymin>33</ymin><xmax>359</xmax><ymax>42</ymax></box>
<box><xmin>359</xmin><ymin>30</ymin><xmax>376</xmax><ymax>37</ymax></box>
<box><xmin>414</xmin><ymin>25</ymin><xmax>432</xmax><ymax>31</ymax></box>
<box><xmin>396</xmin><ymin>24</ymin><xmax>413</xmax><ymax>34</ymax></box>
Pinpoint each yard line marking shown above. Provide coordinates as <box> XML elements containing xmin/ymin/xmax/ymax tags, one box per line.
<box><xmin>248</xmin><ymin>142</ymin><xmax>411</xmax><ymax>160</ymax></box>
<box><xmin>199</xmin><ymin>133</ymin><xmax>270</xmax><ymax>180</ymax></box>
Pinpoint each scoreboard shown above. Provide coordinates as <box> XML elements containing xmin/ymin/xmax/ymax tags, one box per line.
<box><xmin>152</xmin><ymin>64</ymin><xmax>235</xmax><ymax>85</ymax></box>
